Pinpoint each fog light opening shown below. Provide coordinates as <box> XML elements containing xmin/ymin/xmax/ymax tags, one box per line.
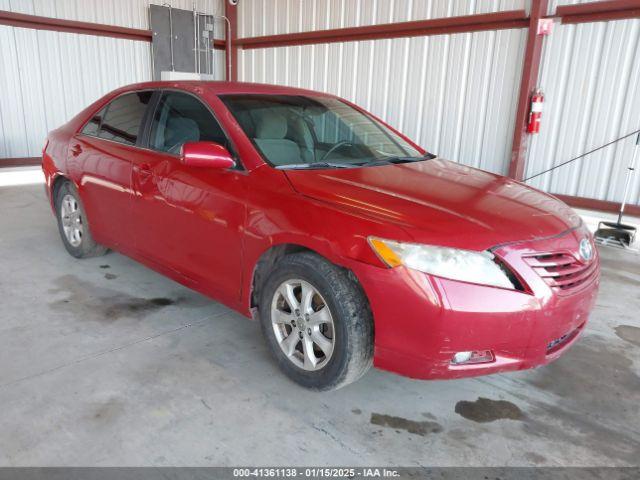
<box><xmin>451</xmin><ymin>350</ymin><xmax>494</xmax><ymax>365</ymax></box>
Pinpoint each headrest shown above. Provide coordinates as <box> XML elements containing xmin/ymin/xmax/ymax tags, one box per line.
<box><xmin>255</xmin><ymin>110</ymin><xmax>288</xmax><ymax>139</ymax></box>
<box><xmin>167</xmin><ymin>116</ymin><xmax>199</xmax><ymax>137</ymax></box>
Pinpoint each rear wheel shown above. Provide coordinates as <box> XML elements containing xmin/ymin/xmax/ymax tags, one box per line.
<box><xmin>258</xmin><ymin>252</ymin><xmax>373</xmax><ymax>391</ymax></box>
<box><xmin>55</xmin><ymin>181</ymin><xmax>108</xmax><ymax>258</ymax></box>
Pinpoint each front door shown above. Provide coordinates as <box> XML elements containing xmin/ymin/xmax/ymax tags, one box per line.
<box><xmin>130</xmin><ymin>90</ymin><xmax>246</xmax><ymax>306</ymax></box>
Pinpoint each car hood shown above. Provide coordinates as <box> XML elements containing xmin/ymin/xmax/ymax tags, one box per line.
<box><xmin>284</xmin><ymin>159</ymin><xmax>581</xmax><ymax>251</ymax></box>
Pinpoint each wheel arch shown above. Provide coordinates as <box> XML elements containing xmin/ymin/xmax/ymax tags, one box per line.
<box><xmin>48</xmin><ymin>173</ymin><xmax>76</xmax><ymax>212</ymax></box>
<box><xmin>247</xmin><ymin>242</ymin><xmax>367</xmax><ymax>319</ymax></box>
<box><xmin>51</xmin><ymin>174</ymin><xmax>70</xmax><ymax>203</ymax></box>
<box><xmin>51</xmin><ymin>174</ymin><xmax>85</xmax><ymax>207</ymax></box>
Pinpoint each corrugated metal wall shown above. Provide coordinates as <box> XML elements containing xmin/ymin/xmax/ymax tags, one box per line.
<box><xmin>0</xmin><ymin>0</ymin><xmax>225</xmax><ymax>159</ymax></box>
<box><xmin>524</xmin><ymin>17</ymin><xmax>640</xmax><ymax>206</ymax></box>
<box><xmin>238</xmin><ymin>0</ymin><xmax>640</xmax><ymax>206</ymax></box>
<box><xmin>238</xmin><ymin>0</ymin><xmax>528</xmax><ymax>175</ymax></box>
<box><xmin>3</xmin><ymin>0</ymin><xmax>226</xmax><ymax>32</ymax></box>
<box><xmin>0</xmin><ymin>27</ymin><xmax>152</xmax><ymax>158</ymax></box>
<box><xmin>3</xmin><ymin>0</ymin><xmax>639</xmax><ymax>207</ymax></box>
<box><xmin>237</xmin><ymin>0</ymin><xmax>528</xmax><ymax>36</ymax></box>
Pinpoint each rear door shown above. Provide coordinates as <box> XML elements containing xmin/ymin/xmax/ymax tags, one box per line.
<box><xmin>130</xmin><ymin>90</ymin><xmax>247</xmax><ymax>306</ymax></box>
<box><xmin>69</xmin><ymin>91</ymin><xmax>154</xmax><ymax>249</ymax></box>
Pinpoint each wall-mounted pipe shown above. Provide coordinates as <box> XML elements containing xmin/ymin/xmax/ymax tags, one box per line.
<box><xmin>162</xmin><ymin>3</ymin><xmax>175</xmax><ymax>71</ymax></box>
<box><xmin>216</xmin><ymin>15</ymin><xmax>232</xmax><ymax>81</ymax></box>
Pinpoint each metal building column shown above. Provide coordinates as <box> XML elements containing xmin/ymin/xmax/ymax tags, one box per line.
<box><xmin>508</xmin><ymin>0</ymin><xmax>549</xmax><ymax>181</ymax></box>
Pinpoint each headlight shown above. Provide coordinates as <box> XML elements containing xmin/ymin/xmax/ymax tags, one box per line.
<box><xmin>368</xmin><ymin>237</ymin><xmax>515</xmax><ymax>289</ymax></box>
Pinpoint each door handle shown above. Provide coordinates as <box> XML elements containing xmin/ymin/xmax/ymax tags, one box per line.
<box><xmin>71</xmin><ymin>144</ymin><xmax>82</xmax><ymax>157</ymax></box>
<box><xmin>137</xmin><ymin>163</ymin><xmax>152</xmax><ymax>177</ymax></box>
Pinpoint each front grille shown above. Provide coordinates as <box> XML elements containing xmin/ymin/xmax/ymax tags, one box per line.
<box><xmin>524</xmin><ymin>252</ymin><xmax>597</xmax><ymax>293</ymax></box>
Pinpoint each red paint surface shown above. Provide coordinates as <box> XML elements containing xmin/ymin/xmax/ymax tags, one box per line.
<box><xmin>181</xmin><ymin>141</ymin><xmax>236</xmax><ymax>169</ymax></box>
<box><xmin>42</xmin><ymin>81</ymin><xmax>600</xmax><ymax>381</ymax></box>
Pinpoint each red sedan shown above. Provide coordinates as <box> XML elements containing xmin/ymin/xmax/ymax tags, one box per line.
<box><xmin>42</xmin><ymin>81</ymin><xmax>600</xmax><ymax>390</ymax></box>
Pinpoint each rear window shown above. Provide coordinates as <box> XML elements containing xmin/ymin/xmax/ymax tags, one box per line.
<box><xmin>96</xmin><ymin>91</ymin><xmax>153</xmax><ymax>146</ymax></box>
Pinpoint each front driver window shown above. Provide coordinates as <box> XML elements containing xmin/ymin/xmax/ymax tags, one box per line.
<box><xmin>150</xmin><ymin>91</ymin><xmax>228</xmax><ymax>154</ymax></box>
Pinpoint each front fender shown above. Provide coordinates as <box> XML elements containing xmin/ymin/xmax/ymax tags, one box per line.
<box><xmin>239</xmin><ymin>167</ymin><xmax>408</xmax><ymax>314</ymax></box>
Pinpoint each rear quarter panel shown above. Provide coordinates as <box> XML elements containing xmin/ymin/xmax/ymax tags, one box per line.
<box><xmin>42</xmin><ymin>126</ymin><xmax>72</xmax><ymax>209</ymax></box>
<box><xmin>42</xmin><ymin>90</ymin><xmax>123</xmax><ymax>206</ymax></box>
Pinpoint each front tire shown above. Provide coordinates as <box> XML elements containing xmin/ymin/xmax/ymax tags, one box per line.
<box><xmin>55</xmin><ymin>181</ymin><xmax>108</xmax><ymax>258</ymax></box>
<box><xmin>258</xmin><ymin>252</ymin><xmax>374</xmax><ymax>391</ymax></box>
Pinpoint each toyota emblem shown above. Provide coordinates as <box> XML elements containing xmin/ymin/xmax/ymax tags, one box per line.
<box><xmin>579</xmin><ymin>238</ymin><xmax>593</xmax><ymax>262</ymax></box>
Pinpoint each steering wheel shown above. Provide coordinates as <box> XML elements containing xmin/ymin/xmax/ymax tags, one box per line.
<box><xmin>319</xmin><ymin>141</ymin><xmax>353</xmax><ymax>163</ymax></box>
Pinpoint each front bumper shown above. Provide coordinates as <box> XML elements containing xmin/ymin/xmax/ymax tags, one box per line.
<box><xmin>352</xmin><ymin>230</ymin><xmax>600</xmax><ymax>380</ymax></box>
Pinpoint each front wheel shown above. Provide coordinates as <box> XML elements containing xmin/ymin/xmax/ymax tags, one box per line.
<box><xmin>258</xmin><ymin>253</ymin><xmax>374</xmax><ymax>391</ymax></box>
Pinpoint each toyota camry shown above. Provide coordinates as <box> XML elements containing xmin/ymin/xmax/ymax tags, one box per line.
<box><xmin>42</xmin><ymin>81</ymin><xmax>600</xmax><ymax>390</ymax></box>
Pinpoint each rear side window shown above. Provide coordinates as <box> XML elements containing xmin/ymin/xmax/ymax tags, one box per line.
<box><xmin>149</xmin><ymin>91</ymin><xmax>228</xmax><ymax>154</ymax></box>
<box><xmin>81</xmin><ymin>106</ymin><xmax>107</xmax><ymax>136</ymax></box>
<box><xmin>97</xmin><ymin>91</ymin><xmax>152</xmax><ymax>146</ymax></box>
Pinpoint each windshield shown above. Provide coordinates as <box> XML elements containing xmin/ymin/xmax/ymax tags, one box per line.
<box><xmin>220</xmin><ymin>94</ymin><xmax>427</xmax><ymax>169</ymax></box>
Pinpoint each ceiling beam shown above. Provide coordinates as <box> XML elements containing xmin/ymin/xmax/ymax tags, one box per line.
<box><xmin>554</xmin><ymin>0</ymin><xmax>640</xmax><ymax>24</ymax></box>
<box><xmin>235</xmin><ymin>10</ymin><xmax>529</xmax><ymax>50</ymax></box>
<box><xmin>0</xmin><ymin>10</ymin><xmax>152</xmax><ymax>42</ymax></box>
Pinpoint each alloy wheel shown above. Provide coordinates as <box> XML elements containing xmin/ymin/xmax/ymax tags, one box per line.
<box><xmin>60</xmin><ymin>194</ymin><xmax>83</xmax><ymax>247</ymax></box>
<box><xmin>271</xmin><ymin>279</ymin><xmax>335</xmax><ymax>371</ymax></box>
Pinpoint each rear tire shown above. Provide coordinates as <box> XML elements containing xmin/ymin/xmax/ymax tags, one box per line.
<box><xmin>258</xmin><ymin>252</ymin><xmax>373</xmax><ymax>391</ymax></box>
<box><xmin>55</xmin><ymin>180</ymin><xmax>108</xmax><ymax>258</ymax></box>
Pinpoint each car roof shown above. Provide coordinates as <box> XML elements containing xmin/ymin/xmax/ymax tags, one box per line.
<box><xmin>115</xmin><ymin>81</ymin><xmax>338</xmax><ymax>98</ymax></box>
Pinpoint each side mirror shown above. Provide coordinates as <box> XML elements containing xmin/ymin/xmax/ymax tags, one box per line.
<box><xmin>181</xmin><ymin>141</ymin><xmax>236</xmax><ymax>169</ymax></box>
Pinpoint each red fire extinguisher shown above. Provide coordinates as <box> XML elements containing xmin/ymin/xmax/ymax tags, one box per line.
<box><xmin>527</xmin><ymin>90</ymin><xmax>544</xmax><ymax>134</ymax></box>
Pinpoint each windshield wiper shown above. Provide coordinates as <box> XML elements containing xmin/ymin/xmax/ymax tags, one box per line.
<box><xmin>356</xmin><ymin>153</ymin><xmax>436</xmax><ymax>168</ymax></box>
<box><xmin>276</xmin><ymin>162</ymin><xmax>352</xmax><ymax>170</ymax></box>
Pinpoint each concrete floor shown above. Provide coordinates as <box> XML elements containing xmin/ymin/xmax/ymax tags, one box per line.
<box><xmin>0</xmin><ymin>183</ymin><xmax>639</xmax><ymax>467</ymax></box>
